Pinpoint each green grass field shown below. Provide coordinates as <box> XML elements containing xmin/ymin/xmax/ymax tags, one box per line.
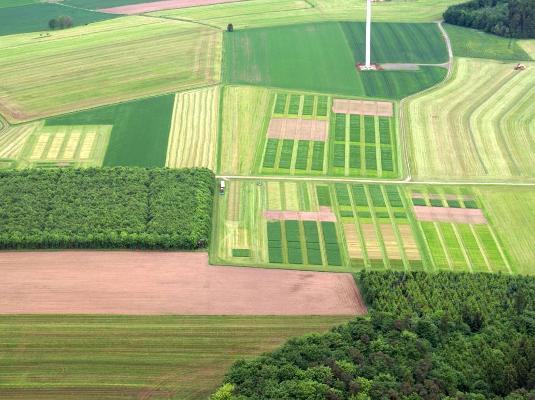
<box><xmin>0</xmin><ymin>3</ymin><xmax>117</xmax><ymax>36</ymax></box>
<box><xmin>211</xmin><ymin>179</ymin><xmax>522</xmax><ymax>274</ymax></box>
<box><xmin>45</xmin><ymin>94</ymin><xmax>175</xmax><ymax>168</ymax></box>
<box><xmin>444</xmin><ymin>24</ymin><xmax>532</xmax><ymax>61</ymax></box>
<box><xmin>223</xmin><ymin>22</ymin><xmax>447</xmax><ymax>99</ymax></box>
<box><xmin>0</xmin><ymin>17</ymin><xmax>221</xmax><ymax>123</ymax></box>
<box><xmin>405</xmin><ymin>57</ymin><xmax>535</xmax><ymax>181</ymax></box>
<box><xmin>0</xmin><ymin>315</ymin><xmax>350</xmax><ymax>400</ymax></box>
<box><xmin>151</xmin><ymin>0</ymin><xmax>464</xmax><ymax>28</ymax></box>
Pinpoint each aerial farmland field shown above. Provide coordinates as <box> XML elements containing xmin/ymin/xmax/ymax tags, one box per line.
<box><xmin>0</xmin><ymin>0</ymin><xmax>534</xmax><ymax>398</ymax></box>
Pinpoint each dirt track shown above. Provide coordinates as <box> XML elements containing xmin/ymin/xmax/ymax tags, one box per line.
<box><xmin>0</xmin><ymin>251</ymin><xmax>366</xmax><ymax>315</ymax></box>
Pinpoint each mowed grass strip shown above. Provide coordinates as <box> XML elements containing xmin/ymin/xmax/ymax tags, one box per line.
<box><xmin>406</xmin><ymin>57</ymin><xmax>535</xmax><ymax>181</ymax></box>
<box><xmin>0</xmin><ymin>315</ymin><xmax>350</xmax><ymax>400</ymax></box>
<box><xmin>0</xmin><ymin>17</ymin><xmax>222</xmax><ymax>123</ymax></box>
<box><xmin>151</xmin><ymin>0</ymin><xmax>466</xmax><ymax>28</ymax></box>
<box><xmin>166</xmin><ymin>86</ymin><xmax>220</xmax><ymax>170</ymax></box>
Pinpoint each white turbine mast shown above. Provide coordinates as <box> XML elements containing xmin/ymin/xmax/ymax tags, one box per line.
<box><xmin>362</xmin><ymin>0</ymin><xmax>373</xmax><ymax>70</ymax></box>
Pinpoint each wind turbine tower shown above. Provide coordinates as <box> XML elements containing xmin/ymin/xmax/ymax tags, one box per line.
<box><xmin>359</xmin><ymin>0</ymin><xmax>375</xmax><ymax>70</ymax></box>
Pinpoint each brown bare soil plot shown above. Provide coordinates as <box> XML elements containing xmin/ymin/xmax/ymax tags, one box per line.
<box><xmin>264</xmin><ymin>207</ymin><xmax>336</xmax><ymax>222</ymax></box>
<box><xmin>332</xmin><ymin>99</ymin><xmax>393</xmax><ymax>116</ymax></box>
<box><xmin>344</xmin><ymin>224</ymin><xmax>362</xmax><ymax>259</ymax></box>
<box><xmin>0</xmin><ymin>251</ymin><xmax>365</xmax><ymax>315</ymax></box>
<box><xmin>413</xmin><ymin>206</ymin><xmax>487</xmax><ymax>224</ymax></box>
<box><xmin>267</xmin><ymin>118</ymin><xmax>328</xmax><ymax>141</ymax></box>
<box><xmin>99</xmin><ymin>0</ymin><xmax>241</xmax><ymax>14</ymax></box>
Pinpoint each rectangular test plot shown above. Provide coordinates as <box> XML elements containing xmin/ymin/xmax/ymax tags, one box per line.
<box><xmin>295</xmin><ymin>140</ymin><xmax>310</xmax><ymax>170</ymax></box>
<box><xmin>304</xmin><ymin>221</ymin><xmax>323</xmax><ymax>265</ymax></box>
<box><xmin>285</xmin><ymin>220</ymin><xmax>303</xmax><ymax>264</ymax></box>
<box><xmin>267</xmin><ymin>221</ymin><xmax>283</xmax><ymax>263</ymax></box>
<box><xmin>321</xmin><ymin>221</ymin><xmax>342</xmax><ymax>266</ymax></box>
<box><xmin>274</xmin><ymin>93</ymin><xmax>287</xmax><ymax>114</ymax></box>
<box><xmin>311</xmin><ymin>142</ymin><xmax>325</xmax><ymax>171</ymax></box>
<box><xmin>278</xmin><ymin>139</ymin><xmax>294</xmax><ymax>169</ymax></box>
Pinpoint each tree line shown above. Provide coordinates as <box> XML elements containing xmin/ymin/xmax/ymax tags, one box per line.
<box><xmin>212</xmin><ymin>271</ymin><xmax>535</xmax><ymax>399</ymax></box>
<box><xmin>0</xmin><ymin>167</ymin><xmax>214</xmax><ymax>250</ymax></box>
<box><xmin>49</xmin><ymin>16</ymin><xmax>73</xmax><ymax>30</ymax></box>
<box><xmin>444</xmin><ymin>0</ymin><xmax>535</xmax><ymax>38</ymax></box>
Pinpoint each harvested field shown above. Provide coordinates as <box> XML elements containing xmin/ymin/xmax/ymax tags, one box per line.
<box><xmin>413</xmin><ymin>206</ymin><xmax>487</xmax><ymax>224</ymax></box>
<box><xmin>99</xmin><ymin>0</ymin><xmax>240</xmax><ymax>14</ymax></box>
<box><xmin>264</xmin><ymin>207</ymin><xmax>336</xmax><ymax>222</ymax></box>
<box><xmin>0</xmin><ymin>251</ymin><xmax>365</xmax><ymax>315</ymax></box>
<box><xmin>344</xmin><ymin>224</ymin><xmax>362</xmax><ymax>259</ymax></box>
<box><xmin>267</xmin><ymin>118</ymin><xmax>328</xmax><ymax>141</ymax></box>
<box><xmin>166</xmin><ymin>86</ymin><xmax>220</xmax><ymax>170</ymax></box>
<box><xmin>0</xmin><ymin>17</ymin><xmax>222</xmax><ymax>123</ymax></box>
<box><xmin>406</xmin><ymin>57</ymin><xmax>535</xmax><ymax>181</ymax></box>
<box><xmin>332</xmin><ymin>99</ymin><xmax>393</xmax><ymax>116</ymax></box>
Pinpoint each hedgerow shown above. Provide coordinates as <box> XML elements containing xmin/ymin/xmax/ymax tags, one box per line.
<box><xmin>0</xmin><ymin>167</ymin><xmax>214</xmax><ymax>249</ymax></box>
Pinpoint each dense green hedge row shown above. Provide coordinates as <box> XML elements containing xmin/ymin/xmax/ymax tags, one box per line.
<box><xmin>215</xmin><ymin>272</ymin><xmax>535</xmax><ymax>400</ymax></box>
<box><xmin>0</xmin><ymin>167</ymin><xmax>214</xmax><ymax>249</ymax></box>
<box><xmin>444</xmin><ymin>0</ymin><xmax>535</xmax><ymax>38</ymax></box>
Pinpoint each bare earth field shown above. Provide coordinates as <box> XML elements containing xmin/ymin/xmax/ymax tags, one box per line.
<box><xmin>0</xmin><ymin>251</ymin><xmax>365</xmax><ymax>315</ymax></box>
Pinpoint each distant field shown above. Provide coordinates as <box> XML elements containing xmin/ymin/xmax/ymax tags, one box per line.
<box><xmin>211</xmin><ymin>179</ymin><xmax>517</xmax><ymax>274</ymax></box>
<box><xmin>0</xmin><ymin>3</ymin><xmax>117</xmax><ymax>36</ymax></box>
<box><xmin>64</xmin><ymin>0</ymin><xmax>165</xmax><ymax>8</ymax></box>
<box><xmin>0</xmin><ymin>17</ymin><xmax>222</xmax><ymax>123</ymax></box>
<box><xmin>152</xmin><ymin>0</ymin><xmax>464</xmax><ymax>27</ymax></box>
<box><xmin>166</xmin><ymin>86</ymin><xmax>220</xmax><ymax>170</ymax></box>
<box><xmin>223</xmin><ymin>22</ymin><xmax>447</xmax><ymax>99</ymax></box>
<box><xmin>0</xmin><ymin>315</ymin><xmax>350</xmax><ymax>400</ymax></box>
<box><xmin>478</xmin><ymin>187</ymin><xmax>535</xmax><ymax>276</ymax></box>
<box><xmin>444</xmin><ymin>24</ymin><xmax>532</xmax><ymax>61</ymax></box>
<box><xmin>405</xmin><ymin>57</ymin><xmax>535</xmax><ymax>181</ymax></box>
<box><xmin>46</xmin><ymin>95</ymin><xmax>174</xmax><ymax>167</ymax></box>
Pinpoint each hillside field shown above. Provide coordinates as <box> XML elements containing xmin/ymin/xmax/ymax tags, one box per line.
<box><xmin>0</xmin><ymin>17</ymin><xmax>221</xmax><ymax>123</ymax></box>
<box><xmin>0</xmin><ymin>315</ymin><xmax>350</xmax><ymax>400</ymax></box>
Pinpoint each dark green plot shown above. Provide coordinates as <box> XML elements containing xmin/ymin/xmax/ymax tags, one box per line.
<box><xmin>321</xmin><ymin>222</ymin><xmax>342</xmax><ymax>266</ymax></box>
<box><xmin>381</xmin><ymin>147</ymin><xmax>394</xmax><ymax>172</ymax></box>
<box><xmin>412</xmin><ymin>198</ymin><xmax>427</xmax><ymax>206</ymax></box>
<box><xmin>463</xmin><ymin>200</ymin><xmax>479</xmax><ymax>209</ymax></box>
<box><xmin>364</xmin><ymin>116</ymin><xmax>376</xmax><ymax>144</ymax></box>
<box><xmin>334</xmin><ymin>114</ymin><xmax>347</xmax><ymax>141</ymax></box>
<box><xmin>316</xmin><ymin>96</ymin><xmax>329</xmax><ymax>116</ymax></box>
<box><xmin>379</xmin><ymin>117</ymin><xmax>391</xmax><ymax>145</ymax></box>
<box><xmin>288</xmin><ymin>94</ymin><xmax>301</xmax><ymax>115</ymax></box>
<box><xmin>430</xmin><ymin>198</ymin><xmax>444</xmax><ymax>207</ymax></box>
<box><xmin>368</xmin><ymin>185</ymin><xmax>386</xmax><ymax>207</ymax></box>
<box><xmin>263</xmin><ymin>139</ymin><xmax>280</xmax><ymax>168</ymax></box>
<box><xmin>385</xmin><ymin>186</ymin><xmax>403</xmax><ymax>207</ymax></box>
<box><xmin>349</xmin><ymin>145</ymin><xmax>361</xmax><ymax>169</ymax></box>
<box><xmin>447</xmin><ymin>199</ymin><xmax>462</xmax><ymax>208</ymax></box>
<box><xmin>295</xmin><ymin>141</ymin><xmax>310</xmax><ymax>170</ymax></box>
<box><xmin>232</xmin><ymin>249</ymin><xmax>251</xmax><ymax>257</ymax></box>
<box><xmin>316</xmin><ymin>186</ymin><xmax>331</xmax><ymax>207</ymax></box>
<box><xmin>311</xmin><ymin>141</ymin><xmax>325</xmax><ymax>171</ymax></box>
<box><xmin>349</xmin><ymin>115</ymin><xmax>361</xmax><ymax>142</ymax></box>
<box><xmin>352</xmin><ymin>185</ymin><xmax>368</xmax><ymax>207</ymax></box>
<box><xmin>365</xmin><ymin>146</ymin><xmax>377</xmax><ymax>171</ymax></box>
<box><xmin>278</xmin><ymin>140</ymin><xmax>294</xmax><ymax>169</ymax></box>
<box><xmin>335</xmin><ymin>184</ymin><xmax>351</xmax><ymax>206</ymax></box>
<box><xmin>333</xmin><ymin>143</ymin><xmax>346</xmax><ymax>168</ymax></box>
<box><xmin>302</xmin><ymin>95</ymin><xmax>314</xmax><ymax>116</ymax></box>
<box><xmin>274</xmin><ymin>93</ymin><xmax>287</xmax><ymax>114</ymax></box>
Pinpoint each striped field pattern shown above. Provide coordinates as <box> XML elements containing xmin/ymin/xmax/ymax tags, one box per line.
<box><xmin>166</xmin><ymin>86</ymin><xmax>220</xmax><ymax>170</ymax></box>
<box><xmin>406</xmin><ymin>57</ymin><xmax>535</xmax><ymax>181</ymax></box>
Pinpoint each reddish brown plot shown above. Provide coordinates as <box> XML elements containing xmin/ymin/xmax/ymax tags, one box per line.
<box><xmin>332</xmin><ymin>99</ymin><xmax>393</xmax><ymax>117</ymax></box>
<box><xmin>0</xmin><ymin>251</ymin><xmax>365</xmax><ymax>315</ymax></box>
<box><xmin>99</xmin><ymin>0</ymin><xmax>240</xmax><ymax>14</ymax></box>
<box><xmin>413</xmin><ymin>206</ymin><xmax>487</xmax><ymax>224</ymax></box>
<box><xmin>264</xmin><ymin>206</ymin><xmax>336</xmax><ymax>222</ymax></box>
<box><xmin>267</xmin><ymin>118</ymin><xmax>328</xmax><ymax>141</ymax></box>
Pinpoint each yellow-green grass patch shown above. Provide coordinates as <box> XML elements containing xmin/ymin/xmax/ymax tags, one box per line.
<box><xmin>0</xmin><ymin>122</ymin><xmax>38</xmax><ymax>162</ymax></box>
<box><xmin>166</xmin><ymin>86</ymin><xmax>220</xmax><ymax>170</ymax></box>
<box><xmin>406</xmin><ymin>57</ymin><xmax>535</xmax><ymax>181</ymax></box>
<box><xmin>519</xmin><ymin>40</ymin><xmax>535</xmax><ymax>59</ymax></box>
<box><xmin>219</xmin><ymin>85</ymin><xmax>272</xmax><ymax>175</ymax></box>
<box><xmin>0</xmin><ymin>17</ymin><xmax>222</xmax><ymax>123</ymax></box>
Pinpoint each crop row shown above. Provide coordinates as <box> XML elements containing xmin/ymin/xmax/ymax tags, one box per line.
<box><xmin>273</xmin><ymin>93</ymin><xmax>329</xmax><ymax>118</ymax></box>
<box><xmin>262</xmin><ymin>139</ymin><xmax>325</xmax><ymax>174</ymax></box>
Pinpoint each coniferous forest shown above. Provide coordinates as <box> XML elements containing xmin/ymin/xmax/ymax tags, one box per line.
<box><xmin>214</xmin><ymin>272</ymin><xmax>535</xmax><ymax>399</ymax></box>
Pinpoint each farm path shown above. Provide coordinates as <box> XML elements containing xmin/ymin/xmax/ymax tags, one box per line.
<box><xmin>0</xmin><ymin>251</ymin><xmax>366</xmax><ymax>316</ymax></box>
<box><xmin>218</xmin><ymin>175</ymin><xmax>535</xmax><ymax>187</ymax></box>
<box><xmin>436</xmin><ymin>20</ymin><xmax>454</xmax><ymax>75</ymax></box>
